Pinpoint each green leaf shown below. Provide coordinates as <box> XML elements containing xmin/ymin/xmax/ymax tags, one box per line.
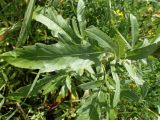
<box><xmin>78</xmin><ymin>80</ymin><xmax>103</xmax><ymax>90</ymax></box>
<box><xmin>123</xmin><ymin>61</ymin><xmax>144</xmax><ymax>85</ymax></box>
<box><xmin>114</xmin><ymin>35</ymin><xmax>128</xmax><ymax>58</ymax></box>
<box><xmin>9</xmin><ymin>76</ymin><xmax>55</xmax><ymax>98</ymax></box>
<box><xmin>98</xmin><ymin>90</ymin><xmax>108</xmax><ymax>104</ymax></box>
<box><xmin>86</xmin><ymin>26</ymin><xmax>115</xmax><ymax>51</ymax></box>
<box><xmin>77</xmin><ymin>0</ymin><xmax>86</xmax><ymax>38</ymax></box>
<box><xmin>127</xmin><ymin>42</ymin><xmax>160</xmax><ymax>59</ymax></box>
<box><xmin>77</xmin><ymin>93</ymin><xmax>99</xmax><ymax>120</ymax></box>
<box><xmin>114</xmin><ymin>27</ymin><xmax>131</xmax><ymax>50</ymax></box>
<box><xmin>77</xmin><ymin>0</ymin><xmax>85</xmax><ymax>23</ymax></box>
<box><xmin>130</xmin><ymin>14</ymin><xmax>139</xmax><ymax>47</ymax></box>
<box><xmin>34</xmin><ymin>13</ymin><xmax>73</xmax><ymax>44</ymax></box>
<box><xmin>72</xmin><ymin>17</ymin><xmax>82</xmax><ymax>39</ymax></box>
<box><xmin>110</xmin><ymin>61</ymin><xmax>120</xmax><ymax>107</ymax></box>
<box><xmin>1</xmin><ymin>43</ymin><xmax>103</xmax><ymax>73</ymax></box>
<box><xmin>16</xmin><ymin>0</ymin><xmax>36</xmax><ymax>47</ymax></box>
<box><xmin>66</xmin><ymin>76</ymin><xmax>72</xmax><ymax>92</ymax></box>
<box><xmin>33</xmin><ymin>8</ymin><xmax>80</xmax><ymax>44</ymax></box>
<box><xmin>121</xmin><ymin>90</ymin><xmax>140</xmax><ymax>102</ymax></box>
<box><xmin>0</xmin><ymin>97</ymin><xmax>5</xmax><ymax>110</ymax></box>
<box><xmin>41</xmin><ymin>75</ymin><xmax>66</xmax><ymax>95</ymax></box>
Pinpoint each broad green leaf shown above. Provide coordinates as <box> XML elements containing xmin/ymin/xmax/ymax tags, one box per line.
<box><xmin>126</xmin><ymin>42</ymin><xmax>160</xmax><ymax>59</ymax></box>
<box><xmin>110</xmin><ymin>61</ymin><xmax>120</xmax><ymax>107</ymax></box>
<box><xmin>123</xmin><ymin>61</ymin><xmax>144</xmax><ymax>85</ymax></box>
<box><xmin>1</xmin><ymin>43</ymin><xmax>103</xmax><ymax>73</ymax></box>
<box><xmin>16</xmin><ymin>0</ymin><xmax>36</xmax><ymax>47</ymax></box>
<box><xmin>130</xmin><ymin>14</ymin><xmax>139</xmax><ymax>47</ymax></box>
<box><xmin>86</xmin><ymin>26</ymin><xmax>115</xmax><ymax>51</ymax></box>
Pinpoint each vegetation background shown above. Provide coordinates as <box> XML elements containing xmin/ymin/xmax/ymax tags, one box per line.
<box><xmin>0</xmin><ymin>0</ymin><xmax>160</xmax><ymax>119</ymax></box>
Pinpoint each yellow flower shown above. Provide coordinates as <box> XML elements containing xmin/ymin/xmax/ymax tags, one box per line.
<box><xmin>114</xmin><ymin>9</ymin><xmax>124</xmax><ymax>17</ymax></box>
<box><xmin>148</xmin><ymin>29</ymin><xmax>154</xmax><ymax>36</ymax></box>
<box><xmin>129</xmin><ymin>83</ymin><xmax>137</xmax><ymax>89</ymax></box>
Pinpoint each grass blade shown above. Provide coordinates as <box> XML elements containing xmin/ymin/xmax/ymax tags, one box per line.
<box><xmin>16</xmin><ymin>0</ymin><xmax>36</xmax><ymax>47</ymax></box>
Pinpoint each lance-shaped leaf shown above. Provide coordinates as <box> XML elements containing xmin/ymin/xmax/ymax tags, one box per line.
<box><xmin>126</xmin><ymin>41</ymin><xmax>160</xmax><ymax>60</ymax></box>
<box><xmin>33</xmin><ymin>8</ymin><xmax>80</xmax><ymax>44</ymax></box>
<box><xmin>86</xmin><ymin>26</ymin><xmax>115</xmax><ymax>51</ymax></box>
<box><xmin>114</xmin><ymin>35</ymin><xmax>128</xmax><ymax>58</ymax></box>
<box><xmin>123</xmin><ymin>61</ymin><xmax>144</xmax><ymax>85</ymax></box>
<box><xmin>110</xmin><ymin>61</ymin><xmax>120</xmax><ymax>107</ymax></box>
<box><xmin>77</xmin><ymin>93</ymin><xmax>99</xmax><ymax>120</ymax></box>
<box><xmin>0</xmin><ymin>43</ymin><xmax>104</xmax><ymax>73</ymax></box>
<box><xmin>77</xmin><ymin>0</ymin><xmax>85</xmax><ymax>23</ymax></box>
<box><xmin>77</xmin><ymin>0</ymin><xmax>86</xmax><ymax>38</ymax></box>
<box><xmin>9</xmin><ymin>74</ymin><xmax>66</xmax><ymax>98</ymax></box>
<box><xmin>121</xmin><ymin>90</ymin><xmax>140</xmax><ymax>102</ymax></box>
<box><xmin>130</xmin><ymin>14</ymin><xmax>139</xmax><ymax>47</ymax></box>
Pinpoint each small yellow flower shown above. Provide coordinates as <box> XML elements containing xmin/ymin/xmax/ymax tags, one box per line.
<box><xmin>148</xmin><ymin>29</ymin><xmax>154</xmax><ymax>36</ymax></box>
<box><xmin>129</xmin><ymin>83</ymin><xmax>137</xmax><ymax>89</ymax></box>
<box><xmin>114</xmin><ymin>9</ymin><xmax>124</xmax><ymax>17</ymax></box>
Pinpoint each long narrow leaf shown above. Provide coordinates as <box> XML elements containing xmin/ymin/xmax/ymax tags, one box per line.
<box><xmin>77</xmin><ymin>0</ymin><xmax>86</xmax><ymax>38</ymax></box>
<box><xmin>34</xmin><ymin>14</ymin><xmax>73</xmax><ymax>43</ymax></box>
<box><xmin>110</xmin><ymin>61</ymin><xmax>120</xmax><ymax>107</ymax></box>
<box><xmin>127</xmin><ymin>42</ymin><xmax>160</xmax><ymax>59</ymax></box>
<box><xmin>130</xmin><ymin>14</ymin><xmax>139</xmax><ymax>47</ymax></box>
<box><xmin>34</xmin><ymin>8</ymin><xmax>80</xmax><ymax>44</ymax></box>
<box><xmin>16</xmin><ymin>0</ymin><xmax>36</xmax><ymax>47</ymax></box>
<box><xmin>86</xmin><ymin>26</ymin><xmax>115</xmax><ymax>51</ymax></box>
